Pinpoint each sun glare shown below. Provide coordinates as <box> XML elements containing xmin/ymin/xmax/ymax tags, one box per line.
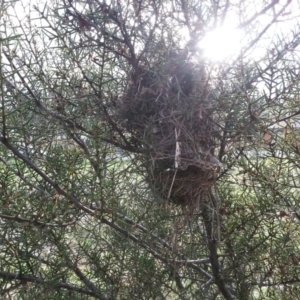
<box><xmin>199</xmin><ymin>26</ymin><xmax>242</xmax><ymax>61</ymax></box>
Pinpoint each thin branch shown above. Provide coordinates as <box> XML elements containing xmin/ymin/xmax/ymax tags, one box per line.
<box><xmin>100</xmin><ymin>215</ymin><xmax>213</xmax><ymax>280</ymax></box>
<box><xmin>201</xmin><ymin>191</ymin><xmax>235</xmax><ymax>300</ymax></box>
<box><xmin>2</xmin><ymin>50</ymin><xmax>141</xmax><ymax>154</ymax></box>
<box><xmin>0</xmin><ymin>156</ymin><xmax>48</xmax><ymax>195</ymax></box>
<box><xmin>0</xmin><ymin>136</ymin><xmax>213</xmax><ymax>281</ymax></box>
<box><xmin>0</xmin><ymin>213</ymin><xmax>78</xmax><ymax>228</ymax></box>
<box><xmin>62</xmin><ymin>250</ymin><xmax>108</xmax><ymax>300</ymax></box>
<box><xmin>256</xmin><ymin>278</ymin><xmax>300</xmax><ymax>287</ymax></box>
<box><xmin>0</xmin><ymin>270</ymin><xmax>105</xmax><ymax>299</ymax></box>
<box><xmin>225</xmin><ymin>0</ymin><xmax>294</xmax><ymax>83</ymax></box>
<box><xmin>0</xmin><ymin>136</ymin><xmax>95</xmax><ymax>215</ymax></box>
<box><xmin>239</xmin><ymin>0</ymin><xmax>280</xmax><ymax>29</ymax></box>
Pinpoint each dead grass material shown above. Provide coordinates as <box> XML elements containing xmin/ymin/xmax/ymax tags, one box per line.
<box><xmin>117</xmin><ymin>54</ymin><xmax>222</xmax><ymax>207</ymax></box>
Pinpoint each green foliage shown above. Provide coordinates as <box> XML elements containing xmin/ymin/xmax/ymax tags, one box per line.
<box><xmin>1</xmin><ymin>0</ymin><xmax>300</xmax><ymax>299</ymax></box>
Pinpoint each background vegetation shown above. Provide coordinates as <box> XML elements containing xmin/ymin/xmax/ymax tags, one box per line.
<box><xmin>1</xmin><ymin>0</ymin><xmax>300</xmax><ymax>299</ymax></box>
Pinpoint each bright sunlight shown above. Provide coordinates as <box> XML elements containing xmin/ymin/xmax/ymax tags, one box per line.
<box><xmin>199</xmin><ymin>25</ymin><xmax>242</xmax><ymax>61</ymax></box>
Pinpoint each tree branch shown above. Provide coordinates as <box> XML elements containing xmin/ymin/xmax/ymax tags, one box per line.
<box><xmin>0</xmin><ymin>270</ymin><xmax>105</xmax><ymax>299</ymax></box>
<box><xmin>201</xmin><ymin>190</ymin><xmax>235</xmax><ymax>300</ymax></box>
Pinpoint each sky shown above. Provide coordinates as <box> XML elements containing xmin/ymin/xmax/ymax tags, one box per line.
<box><xmin>198</xmin><ymin>0</ymin><xmax>300</xmax><ymax>61</ymax></box>
<box><xmin>3</xmin><ymin>0</ymin><xmax>300</xmax><ymax>63</ymax></box>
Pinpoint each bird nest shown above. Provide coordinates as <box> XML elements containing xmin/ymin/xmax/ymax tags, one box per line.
<box><xmin>117</xmin><ymin>52</ymin><xmax>222</xmax><ymax>207</ymax></box>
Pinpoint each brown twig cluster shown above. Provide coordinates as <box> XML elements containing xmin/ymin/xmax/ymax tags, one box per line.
<box><xmin>117</xmin><ymin>52</ymin><xmax>222</xmax><ymax>207</ymax></box>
